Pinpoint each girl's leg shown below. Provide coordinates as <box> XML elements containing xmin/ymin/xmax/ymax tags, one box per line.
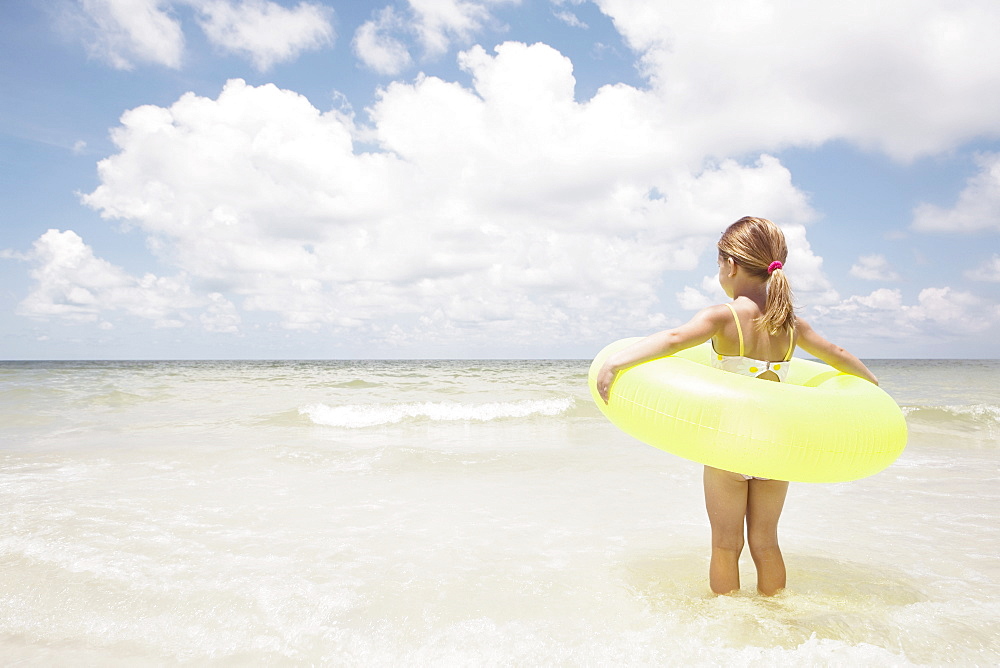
<box><xmin>746</xmin><ymin>478</ymin><xmax>789</xmax><ymax>596</ymax></box>
<box><xmin>703</xmin><ymin>466</ymin><xmax>748</xmax><ymax>595</ymax></box>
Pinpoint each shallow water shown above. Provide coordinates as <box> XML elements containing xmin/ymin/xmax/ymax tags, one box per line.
<box><xmin>0</xmin><ymin>358</ymin><xmax>997</xmax><ymax>665</ymax></box>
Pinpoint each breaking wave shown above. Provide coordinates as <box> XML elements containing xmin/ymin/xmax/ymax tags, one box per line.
<box><xmin>299</xmin><ymin>397</ymin><xmax>576</xmax><ymax>428</ymax></box>
<box><xmin>903</xmin><ymin>403</ymin><xmax>1000</xmax><ymax>439</ymax></box>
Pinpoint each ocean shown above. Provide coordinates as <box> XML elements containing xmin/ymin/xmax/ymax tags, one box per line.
<box><xmin>0</xmin><ymin>357</ymin><xmax>997</xmax><ymax>665</ymax></box>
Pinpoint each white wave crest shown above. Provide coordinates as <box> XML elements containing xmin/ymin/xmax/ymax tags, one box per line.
<box><xmin>902</xmin><ymin>403</ymin><xmax>1000</xmax><ymax>425</ymax></box>
<box><xmin>300</xmin><ymin>397</ymin><xmax>576</xmax><ymax>428</ymax></box>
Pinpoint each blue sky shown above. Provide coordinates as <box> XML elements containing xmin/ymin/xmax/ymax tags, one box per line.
<box><xmin>2</xmin><ymin>0</ymin><xmax>999</xmax><ymax>360</ymax></box>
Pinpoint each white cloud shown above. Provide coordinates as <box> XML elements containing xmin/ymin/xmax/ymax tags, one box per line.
<box><xmin>76</xmin><ymin>43</ymin><xmax>820</xmax><ymax>349</ymax></box>
<box><xmin>74</xmin><ymin>0</ymin><xmax>185</xmax><ymax>69</ymax></box>
<box><xmin>594</xmin><ymin>0</ymin><xmax>1000</xmax><ymax>161</ymax></box>
<box><xmin>966</xmin><ymin>254</ymin><xmax>1000</xmax><ymax>282</ymax></box>
<box><xmin>200</xmin><ymin>292</ymin><xmax>242</xmax><ymax>333</ymax></box>
<box><xmin>32</xmin><ymin>3</ymin><xmax>1000</xmax><ymax>355</ymax></box>
<box><xmin>852</xmin><ymin>287</ymin><xmax>904</xmax><ymax>311</ymax></box>
<box><xmin>552</xmin><ymin>9</ymin><xmax>587</xmax><ymax>29</ymax></box>
<box><xmin>353</xmin><ymin>6</ymin><xmax>413</xmax><ymax>76</ymax></box>
<box><xmin>676</xmin><ymin>285</ymin><xmax>711</xmax><ymax>311</ymax></box>
<box><xmin>909</xmin><ymin>287</ymin><xmax>995</xmax><ymax>332</ymax></box>
<box><xmin>193</xmin><ymin>0</ymin><xmax>334</xmax><ymax>71</ymax></box>
<box><xmin>353</xmin><ymin>0</ymin><xmax>519</xmax><ymax>73</ymax></box>
<box><xmin>912</xmin><ymin>152</ymin><xmax>1000</xmax><ymax>233</ymax></box>
<box><xmin>812</xmin><ymin>286</ymin><xmax>998</xmax><ymax>339</ymax></box>
<box><xmin>777</xmin><ymin>224</ymin><xmax>838</xmax><ymax>304</ymax></box>
<box><xmin>69</xmin><ymin>0</ymin><xmax>334</xmax><ymax>72</ymax></box>
<box><xmin>408</xmin><ymin>0</ymin><xmax>516</xmax><ymax>56</ymax></box>
<box><xmin>16</xmin><ymin>229</ymin><xmax>209</xmax><ymax>329</ymax></box>
<box><xmin>849</xmin><ymin>254</ymin><xmax>900</xmax><ymax>281</ymax></box>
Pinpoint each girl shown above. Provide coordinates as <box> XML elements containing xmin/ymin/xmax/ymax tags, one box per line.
<box><xmin>596</xmin><ymin>216</ymin><xmax>878</xmax><ymax>596</ymax></box>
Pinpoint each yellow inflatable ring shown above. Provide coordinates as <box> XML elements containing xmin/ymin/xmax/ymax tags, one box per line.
<box><xmin>589</xmin><ymin>338</ymin><xmax>908</xmax><ymax>482</ymax></box>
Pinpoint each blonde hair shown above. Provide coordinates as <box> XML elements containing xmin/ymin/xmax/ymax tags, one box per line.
<box><xmin>717</xmin><ymin>216</ymin><xmax>795</xmax><ymax>334</ymax></box>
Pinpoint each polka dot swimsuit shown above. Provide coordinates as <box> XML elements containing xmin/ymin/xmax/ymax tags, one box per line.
<box><xmin>710</xmin><ymin>303</ymin><xmax>794</xmax><ymax>382</ymax></box>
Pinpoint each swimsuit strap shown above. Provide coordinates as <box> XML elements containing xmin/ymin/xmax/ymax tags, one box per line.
<box><xmin>724</xmin><ymin>303</ymin><xmax>744</xmax><ymax>357</ymax></box>
<box><xmin>726</xmin><ymin>303</ymin><xmax>795</xmax><ymax>361</ymax></box>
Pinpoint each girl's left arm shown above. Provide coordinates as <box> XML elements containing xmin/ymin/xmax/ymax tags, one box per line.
<box><xmin>596</xmin><ymin>305</ymin><xmax>726</xmax><ymax>403</ymax></box>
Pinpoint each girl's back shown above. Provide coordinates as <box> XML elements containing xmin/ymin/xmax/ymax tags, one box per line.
<box><xmin>713</xmin><ymin>299</ymin><xmax>794</xmax><ymax>363</ymax></box>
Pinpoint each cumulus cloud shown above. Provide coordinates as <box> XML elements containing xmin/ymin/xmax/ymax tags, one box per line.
<box><xmin>849</xmin><ymin>254</ymin><xmax>900</xmax><ymax>281</ymax></box>
<box><xmin>193</xmin><ymin>0</ymin><xmax>334</xmax><ymax>71</ymax></box>
<box><xmin>812</xmin><ymin>286</ymin><xmax>998</xmax><ymax>339</ymax></box>
<box><xmin>594</xmin><ymin>0</ymin><xmax>1000</xmax><ymax>160</ymax></box>
<box><xmin>965</xmin><ymin>254</ymin><xmax>1000</xmax><ymax>282</ymax></box>
<box><xmin>912</xmin><ymin>152</ymin><xmax>1000</xmax><ymax>233</ymax></box>
<box><xmin>35</xmin><ymin>2</ymin><xmax>1000</xmax><ymax>355</ymax></box>
<box><xmin>354</xmin><ymin>0</ymin><xmax>519</xmax><ymax>73</ymax></box>
<box><xmin>73</xmin><ymin>0</ymin><xmax>185</xmax><ymax>69</ymax></box>
<box><xmin>73</xmin><ymin>43</ymin><xmax>822</xmax><ymax>349</ymax></box>
<box><xmin>15</xmin><ymin>229</ymin><xmax>225</xmax><ymax>329</ymax></box>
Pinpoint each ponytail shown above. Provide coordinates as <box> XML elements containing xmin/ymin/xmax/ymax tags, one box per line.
<box><xmin>717</xmin><ymin>216</ymin><xmax>796</xmax><ymax>334</ymax></box>
<box><xmin>761</xmin><ymin>265</ymin><xmax>795</xmax><ymax>335</ymax></box>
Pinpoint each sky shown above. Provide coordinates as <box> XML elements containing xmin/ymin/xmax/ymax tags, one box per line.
<box><xmin>1</xmin><ymin>0</ymin><xmax>999</xmax><ymax>360</ymax></box>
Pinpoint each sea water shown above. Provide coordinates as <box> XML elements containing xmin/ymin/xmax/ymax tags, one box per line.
<box><xmin>0</xmin><ymin>357</ymin><xmax>997</xmax><ymax>665</ymax></box>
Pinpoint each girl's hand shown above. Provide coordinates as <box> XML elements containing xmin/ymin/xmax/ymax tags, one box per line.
<box><xmin>596</xmin><ymin>362</ymin><xmax>618</xmax><ymax>404</ymax></box>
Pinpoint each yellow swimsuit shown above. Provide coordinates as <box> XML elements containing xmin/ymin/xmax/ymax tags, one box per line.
<box><xmin>711</xmin><ymin>302</ymin><xmax>795</xmax><ymax>481</ymax></box>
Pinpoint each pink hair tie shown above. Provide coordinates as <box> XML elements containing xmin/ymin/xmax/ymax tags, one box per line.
<box><xmin>767</xmin><ymin>261</ymin><xmax>783</xmax><ymax>274</ymax></box>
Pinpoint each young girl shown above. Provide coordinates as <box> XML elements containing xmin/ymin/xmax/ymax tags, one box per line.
<box><xmin>596</xmin><ymin>216</ymin><xmax>878</xmax><ymax>596</ymax></box>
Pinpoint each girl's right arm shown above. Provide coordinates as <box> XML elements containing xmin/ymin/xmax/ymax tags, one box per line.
<box><xmin>596</xmin><ymin>305</ymin><xmax>729</xmax><ymax>402</ymax></box>
<box><xmin>795</xmin><ymin>318</ymin><xmax>879</xmax><ymax>385</ymax></box>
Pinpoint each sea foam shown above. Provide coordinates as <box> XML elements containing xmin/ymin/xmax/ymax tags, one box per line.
<box><xmin>902</xmin><ymin>403</ymin><xmax>1000</xmax><ymax>437</ymax></box>
<box><xmin>299</xmin><ymin>397</ymin><xmax>576</xmax><ymax>428</ymax></box>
